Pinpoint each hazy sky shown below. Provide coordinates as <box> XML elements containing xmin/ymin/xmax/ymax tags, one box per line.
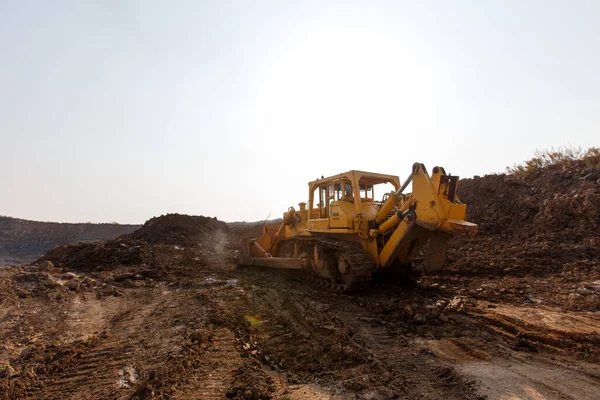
<box><xmin>1</xmin><ymin>1</ymin><xmax>598</xmax><ymax>223</ymax></box>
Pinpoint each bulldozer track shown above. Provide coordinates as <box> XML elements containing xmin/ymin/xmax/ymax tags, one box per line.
<box><xmin>282</xmin><ymin>236</ymin><xmax>374</xmax><ymax>292</ymax></box>
<box><xmin>172</xmin><ymin>328</ymin><xmax>241</xmax><ymax>400</ymax></box>
<box><xmin>32</xmin><ymin>342</ymin><xmax>132</xmax><ymax>399</ymax></box>
<box><xmin>289</xmin><ymin>269</ymin><xmax>355</xmax><ymax>292</ymax></box>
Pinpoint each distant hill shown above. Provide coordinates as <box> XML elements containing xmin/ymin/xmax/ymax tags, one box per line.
<box><xmin>0</xmin><ymin>216</ymin><xmax>141</xmax><ymax>266</ymax></box>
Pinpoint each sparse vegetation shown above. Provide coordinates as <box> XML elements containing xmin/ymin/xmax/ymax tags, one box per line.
<box><xmin>507</xmin><ymin>145</ymin><xmax>600</xmax><ymax>177</ymax></box>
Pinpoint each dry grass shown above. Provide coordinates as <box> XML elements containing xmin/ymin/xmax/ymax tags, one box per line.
<box><xmin>507</xmin><ymin>146</ymin><xmax>600</xmax><ymax>177</ymax></box>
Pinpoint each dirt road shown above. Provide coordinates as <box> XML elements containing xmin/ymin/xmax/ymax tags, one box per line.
<box><xmin>1</xmin><ymin>229</ymin><xmax>599</xmax><ymax>399</ymax></box>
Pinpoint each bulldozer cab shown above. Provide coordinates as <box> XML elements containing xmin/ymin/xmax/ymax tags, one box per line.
<box><xmin>308</xmin><ymin>171</ymin><xmax>400</xmax><ymax>231</ymax></box>
<box><xmin>314</xmin><ymin>181</ymin><xmax>353</xmax><ymax>218</ymax></box>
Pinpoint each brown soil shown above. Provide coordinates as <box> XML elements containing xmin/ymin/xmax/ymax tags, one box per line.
<box><xmin>429</xmin><ymin>160</ymin><xmax>600</xmax><ymax>315</ymax></box>
<box><xmin>1</xmin><ymin>160</ymin><xmax>600</xmax><ymax>400</ymax></box>
<box><xmin>125</xmin><ymin>214</ymin><xmax>230</xmax><ymax>246</ymax></box>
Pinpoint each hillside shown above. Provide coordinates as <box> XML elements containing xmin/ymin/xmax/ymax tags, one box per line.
<box><xmin>0</xmin><ymin>216</ymin><xmax>140</xmax><ymax>266</ymax></box>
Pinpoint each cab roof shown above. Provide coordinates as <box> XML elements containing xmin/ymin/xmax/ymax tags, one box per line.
<box><xmin>308</xmin><ymin>170</ymin><xmax>400</xmax><ymax>189</ymax></box>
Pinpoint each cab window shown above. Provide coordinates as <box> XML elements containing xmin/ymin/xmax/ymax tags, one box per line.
<box><xmin>360</xmin><ymin>184</ymin><xmax>373</xmax><ymax>199</ymax></box>
<box><xmin>333</xmin><ymin>183</ymin><xmax>342</xmax><ymax>201</ymax></box>
<box><xmin>344</xmin><ymin>183</ymin><xmax>352</xmax><ymax>197</ymax></box>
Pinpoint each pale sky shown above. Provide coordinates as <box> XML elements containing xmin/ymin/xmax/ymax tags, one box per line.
<box><xmin>1</xmin><ymin>1</ymin><xmax>598</xmax><ymax>224</ymax></box>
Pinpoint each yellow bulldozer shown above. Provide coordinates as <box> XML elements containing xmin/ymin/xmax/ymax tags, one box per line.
<box><xmin>239</xmin><ymin>163</ymin><xmax>477</xmax><ymax>290</ymax></box>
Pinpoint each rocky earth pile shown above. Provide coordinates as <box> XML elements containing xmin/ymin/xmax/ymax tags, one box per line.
<box><xmin>459</xmin><ymin>160</ymin><xmax>600</xmax><ymax>240</ymax></box>
<box><xmin>1</xmin><ymin>214</ymin><xmax>234</xmax><ymax>318</ymax></box>
<box><xmin>36</xmin><ymin>214</ymin><xmax>230</xmax><ymax>274</ymax></box>
<box><xmin>451</xmin><ymin>158</ymin><xmax>600</xmax><ymax>274</ymax></box>
<box><xmin>430</xmin><ymin>155</ymin><xmax>600</xmax><ymax>312</ymax></box>
<box><xmin>125</xmin><ymin>214</ymin><xmax>229</xmax><ymax>246</ymax></box>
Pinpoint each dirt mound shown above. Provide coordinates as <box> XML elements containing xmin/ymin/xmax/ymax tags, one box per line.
<box><xmin>36</xmin><ymin>214</ymin><xmax>230</xmax><ymax>273</ymax></box>
<box><xmin>125</xmin><ymin>213</ymin><xmax>229</xmax><ymax>246</ymax></box>
<box><xmin>437</xmin><ymin>157</ymin><xmax>600</xmax><ymax>310</ymax></box>
<box><xmin>458</xmin><ymin>160</ymin><xmax>600</xmax><ymax>242</ymax></box>
<box><xmin>36</xmin><ymin>239</ymin><xmax>149</xmax><ymax>272</ymax></box>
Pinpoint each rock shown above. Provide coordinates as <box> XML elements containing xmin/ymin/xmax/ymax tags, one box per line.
<box><xmin>446</xmin><ymin>297</ymin><xmax>465</xmax><ymax>312</ymax></box>
<box><xmin>424</xmin><ymin>305</ymin><xmax>441</xmax><ymax>318</ymax></box>
<box><xmin>438</xmin><ymin>313</ymin><xmax>449</xmax><ymax>323</ymax></box>
<box><xmin>113</xmin><ymin>273</ymin><xmax>135</xmax><ymax>282</ymax></box>
<box><xmin>189</xmin><ymin>331</ymin><xmax>208</xmax><ymax>343</ymax></box>
<box><xmin>19</xmin><ymin>348</ymin><xmax>33</xmax><ymax>358</ymax></box>
<box><xmin>61</xmin><ymin>272</ymin><xmax>77</xmax><ymax>280</ymax></box>
<box><xmin>522</xmin><ymin>196</ymin><xmax>538</xmax><ymax>208</ymax></box>
<box><xmin>524</xmin><ymin>296</ymin><xmax>542</xmax><ymax>304</ymax></box>
<box><xmin>403</xmin><ymin>305</ymin><xmax>414</xmax><ymax>317</ymax></box>
<box><xmin>82</xmin><ymin>277</ymin><xmax>96</xmax><ymax>287</ymax></box>
<box><xmin>67</xmin><ymin>281</ymin><xmax>80</xmax><ymax>291</ymax></box>
<box><xmin>581</xmin><ymin>181</ymin><xmax>597</xmax><ymax>191</ymax></box>
<box><xmin>582</xmin><ymin>172</ymin><xmax>600</xmax><ymax>181</ymax></box>
<box><xmin>413</xmin><ymin>313</ymin><xmax>427</xmax><ymax>324</ymax></box>
<box><xmin>38</xmin><ymin>261</ymin><xmax>54</xmax><ymax>272</ymax></box>
<box><xmin>435</xmin><ymin>300</ymin><xmax>448</xmax><ymax>308</ymax></box>
<box><xmin>358</xmin><ymin>390</ymin><xmax>387</xmax><ymax>400</ymax></box>
<box><xmin>418</xmin><ymin>347</ymin><xmax>434</xmax><ymax>356</ymax></box>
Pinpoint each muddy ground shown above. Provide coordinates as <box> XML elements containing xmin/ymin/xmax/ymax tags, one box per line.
<box><xmin>1</xmin><ymin>160</ymin><xmax>600</xmax><ymax>399</ymax></box>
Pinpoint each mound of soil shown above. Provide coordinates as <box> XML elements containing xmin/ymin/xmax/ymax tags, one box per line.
<box><xmin>436</xmin><ymin>159</ymin><xmax>600</xmax><ymax>311</ymax></box>
<box><xmin>458</xmin><ymin>160</ymin><xmax>600</xmax><ymax>242</ymax></box>
<box><xmin>125</xmin><ymin>214</ymin><xmax>229</xmax><ymax>246</ymax></box>
<box><xmin>36</xmin><ymin>239</ymin><xmax>149</xmax><ymax>272</ymax></box>
<box><xmin>455</xmin><ymin>160</ymin><xmax>600</xmax><ymax>267</ymax></box>
<box><xmin>36</xmin><ymin>214</ymin><xmax>229</xmax><ymax>273</ymax></box>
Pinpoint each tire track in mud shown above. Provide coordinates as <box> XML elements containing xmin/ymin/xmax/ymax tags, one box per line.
<box><xmin>331</xmin><ymin>303</ymin><xmax>474</xmax><ymax>399</ymax></box>
<box><xmin>332</xmin><ymin>295</ymin><xmax>600</xmax><ymax>399</ymax></box>
<box><xmin>244</xmin><ymin>269</ymin><xmax>600</xmax><ymax>399</ymax></box>
<box><xmin>172</xmin><ymin>328</ymin><xmax>241</xmax><ymax>400</ymax></box>
<box><xmin>32</xmin><ymin>328</ymin><xmax>140</xmax><ymax>397</ymax></box>
<box><xmin>28</xmin><ymin>292</ymin><xmax>172</xmax><ymax>400</ymax></box>
<box><xmin>33</xmin><ymin>342</ymin><xmax>133</xmax><ymax>399</ymax></box>
<box><xmin>248</xmin><ymin>275</ymin><xmax>475</xmax><ymax>399</ymax></box>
